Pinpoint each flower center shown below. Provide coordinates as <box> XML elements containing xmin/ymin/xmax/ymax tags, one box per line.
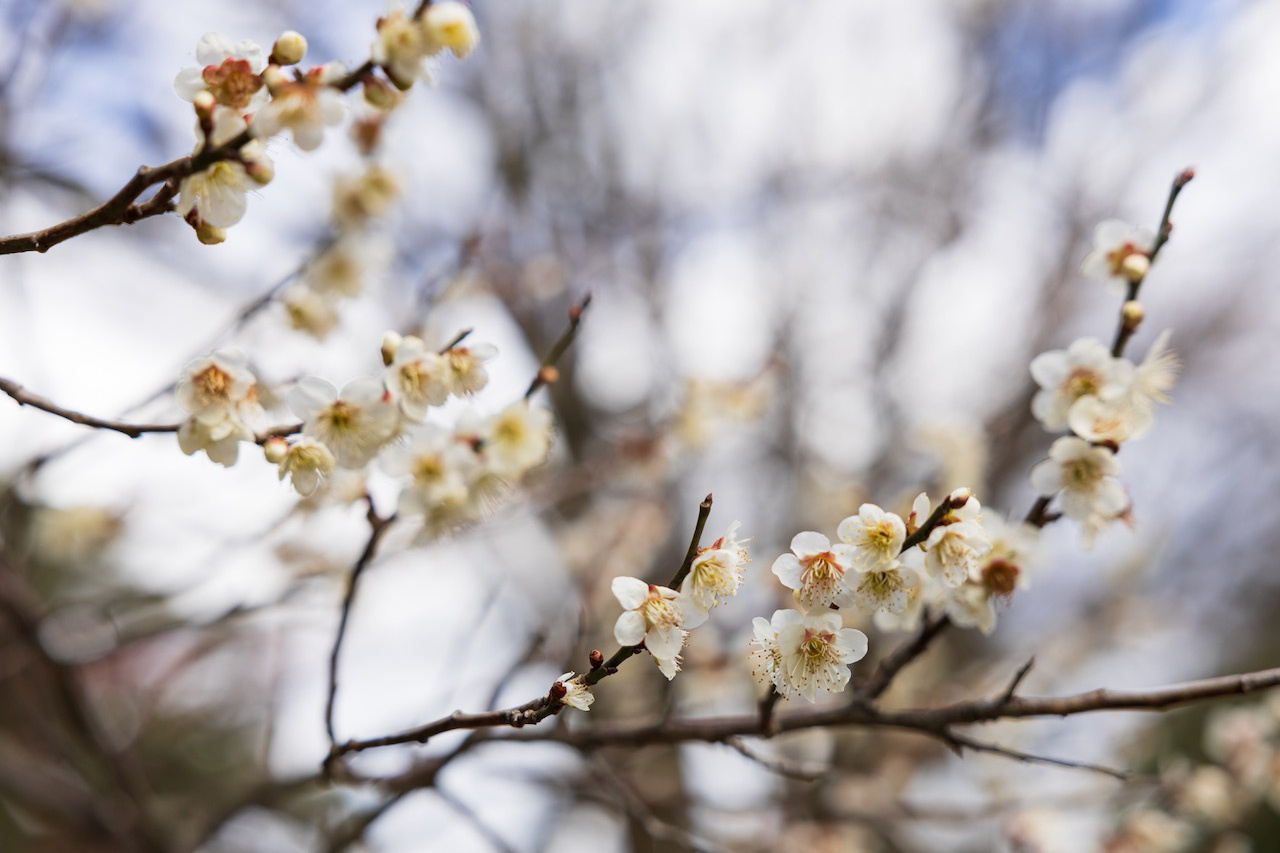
<box><xmin>194</xmin><ymin>365</ymin><xmax>231</xmax><ymax>407</ymax></box>
<box><xmin>1065</xmin><ymin>367</ymin><xmax>1101</xmax><ymax>401</ymax></box>
<box><xmin>203</xmin><ymin>58</ymin><xmax>263</xmax><ymax>109</ymax></box>
<box><xmin>982</xmin><ymin>558</ymin><xmax>1020</xmax><ymax>598</ymax></box>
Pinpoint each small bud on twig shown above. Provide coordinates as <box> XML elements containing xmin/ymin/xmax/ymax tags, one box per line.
<box><xmin>1121</xmin><ymin>300</ymin><xmax>1144</xmax><ymax>333</ymax></box>
<box><xmin>589</xmin><ymin>649</ymin><xmax>604</xmax><ymax>670</ymax></box>
<box><xmin>271</xmin><ymin>31</ymin><xmax>308</xmax><ymax>66</ymax></box>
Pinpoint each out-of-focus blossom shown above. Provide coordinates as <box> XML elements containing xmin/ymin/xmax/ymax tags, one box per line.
<box><xmin>1081</xmin><ymin>219</ymin><xmax>1156</xmax><ymax>292</ymax></box>
<box><xmin>253</xmin><ymin>64</ymin><xmax>346</xmax><ymax>151</ymax></box>
<box><xmin>174</xmin><ymin>33</ymin><xmax>267</xmax><ymax>112</ymax></box>
<box><xmin>288</xmin><ymin>377</ymin><xmax>399</xmax><ymax>468</ymax></box>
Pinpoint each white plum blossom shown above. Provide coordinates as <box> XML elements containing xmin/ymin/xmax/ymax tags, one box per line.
<box><xmin>176</xmin><ymin>349</ymin><xmax>257</xmax><ymax>425</ymax></box>
<box><xmin>253</xmin><ymin>64</ymin><xmax>346</xmax><ymax>151</ymax></box>
<box><xmin>333</xmin><ymin>165</ymin><xmax>401</xmax><ymax>228</ymax></box>
<box><xmin>381</xmin><ymin>423</ymin><xmax>479</xmax><ymax>516</ymax></box>
<box><xmin>1132</xmin><ymin>330</ymin><xmax>1180</xmax><ymax>415</ymax></box>
<box><xmin>612</xmin><ymin>576</ymin><xmax>707</xmax><ymax>680</ymax></box>
<box><xmin>176</xmin><ymin>109</ymin><xmax>273</xmax><ymax>229</ymax></box>
<box><xmin>281</xmin><ymin>287</ymin><xmax>340</xmax><ymax>339</ymax></box>
<box><xmin>1081</xmin><ymin>219</ymin><xmax>1156</xmax><ymax>292</ymax></box>
<box><xmin>1030</xmin><ymin>437</ymin><xmax>1128</xmax><ymax>544</ymax></box>
<box><xmin>942</xmin><ymin>515</ymin><xmax>1036</xmax><ymax>634</ymax></box>
<box><xmin>174</xmin><ymin>33</ymin><xmax>267</xmax><ymax>112</ymax></box>
<box><xmin>421</xmin><ymin>2</ymin><xmax>481</xmax><ymax>59</ymax></box>
<box><xmin>177</xmin><ymin>414</ymin><xmax>253</xmax><ymax>467</ymax></box>
<box><xmin>683</xmin><ymin>522</ymin><xmax>750</xmax><ymax>609</ymax></box>
<box><xmin>372</xmin><ymin>5</ymin><xmax>436</xmax><ymax>89</ymax></box>
<box><xmin>1030</xmin><ymin>338</ymin><xmax>1134</xmax><ymax>433</ymax></box>
<box><xmin>556</xmin><ymin>673</ymin><xmax>593</xmax><ymax>711</ymax></box>
<box><xmin>445</xmin><ymin>344</ymin><xmax>498</xmax><ymax>395</ymax></box>
<box><xmin>481</xmin><ymin>401</ymin><xmax>553</xmax><ymax>480</ymax></box>
<box><xmin>384</xmin><ymin>336</ymin><xmax>452</xmax><ymax>420</ymax></box>
<box><xmin>920</xmin><ymin>492</ymin><xmax>993</xmax><ymax>588</ymax></box>
<box><xmin>288</xmin><ymin>377</ymin><xmax>400</xmax><ymax>468</ymax></box>
<box><xmin>265</xmin><ymin>436</ymin><xmax>337</xmax><ymax>496</ymax></box>
<box><xmin>772</xmin><ymin>531</ymin><xmax>856</xmax><ymax>610</ymax></box>
<box><xmin>840</xmin><ymin>558</ymin><xmax>919</xmax><ymax>615</ymax></box>
<box><xmin>837</xmin><ymin>503</ymin><xmax>906</xmax><ymax>571</ymax></box>
<box><xmin>752</xmin><ymin>609</ymin><xmax>868</xmax><ymax>702</ymax></box>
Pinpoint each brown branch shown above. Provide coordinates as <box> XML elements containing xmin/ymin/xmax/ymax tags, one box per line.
<box><xmin>0</xmin><ymin>376</ymin><xmax>179</xmax><ymax>438</ymax></box>
<box><xmin>524</xmin><ymin>294</ymin><xmax>592</xmax><ymax>399</ymax></box>
<box><xmin>501</xmin><ymin>664</ymin><xmax>1280</xmax><ymax>749</ymax></box>
<box><xmin>323</xmin><ymin>502</ymin><xmax>397</xmax><ymax>761</ymax></box>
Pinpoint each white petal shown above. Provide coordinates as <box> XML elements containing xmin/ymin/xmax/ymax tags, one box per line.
<box><xmin>613</xmin><ymin>611</ymin><xmax>646</xmax><ymax>647</ymax></box>
<box><xmin>289</xmin><ymin>376</ymin><xmax>337</xmax><ymax>419</ymax></box>
<box><xmin>611</xmin><ymin>576</ymin><xmax>649</xmax><ymax>610</ymax></box>
<box><xmin>789</xmin><ymin>530</ymin><xmax>830</xmax><ymax>556</ymax></box>
<box><xmin>771</xmin><ymin>553</ymin><xmax>802</xmax><ymax>589</ymax></box>
<box><xmin>645</xmin><ymin>624</ymin><xmax>684</xmax><ymax>659</ymax></box>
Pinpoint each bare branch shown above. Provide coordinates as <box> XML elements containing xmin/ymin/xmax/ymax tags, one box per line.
<box><xmin>523</xmin><ymin>294</ymin><xmax>592</xmax><ymax>399</ymax></box>
<box><xmin>0</xmin><ymin>377</ymin><xmax>179</xmax><ymax>438</ymax></box>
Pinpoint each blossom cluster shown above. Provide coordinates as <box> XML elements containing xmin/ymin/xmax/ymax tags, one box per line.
<box><xmin>171</xmin><ymin>2</ymin><xmax>478</xmax><ymax>244</ymax></box>
<box><xmin>175</xmin><ymin>333</ymin><xmax>553</xmax><ymax>539</ymax></box>
<box><xmin>754</xmin><ymin>488</ymin><xmax>1039</xmax><ymax>702</ymax></box>
<box><xmin>608</xmin><ymin>523</ymin><xmax>750</xmax><ymax>681</ymax></box>
<box><xmin>1028</xmin><ymin>220</ymin><xmax>1181</xmax><ymax>546</ymax></box>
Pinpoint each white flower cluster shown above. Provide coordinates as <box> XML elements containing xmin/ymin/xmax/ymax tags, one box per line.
<box><xmin>755</xmin><ymin>488</ymin><xmax>1033</xmax><ymax>701</ymax></box>
<box><xmin>170</xmin><ymin>3</ymin><xmax>478</xmax><ymax>244</ymax></box>
<box><xmin>1028</xmin><ymin>219</ymin><xmax>1180</xmax><ymax>546</ymax></box>
<box><xmin>176</xmin><ymin>335</ymin><xmax>554</xmax><ymax>538</ymax></box>
<box><xmin>609</xmin><ymin>524</ymin><xmax>749</xmax><ymax>680</ymax></box>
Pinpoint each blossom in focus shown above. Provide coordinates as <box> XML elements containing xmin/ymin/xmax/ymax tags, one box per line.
<box><xmin>1080</xmin><ymin>219</ymin><xmax>1156</xmax><ymax>291</ymax></box>
<box><xmin>288</xmin><ymin>377</ymin><xmax>400</xmax><ymax>468</ymax></box>
<box><xmin>1030</xmin><ymin>437</ymin><xmax>1128</xmax><ymax>543</ymax></box>
<box><xmin>253</xmin><ymin>64</ymin><xmax>346</xmax><ymax>151</ymax></box>
<box><xmin>421</xmin><ymin>1</ymin><xmax>481</xmax><ymax>59</ymax></box>
<box><xmin>771</xmin><ymin>531</ymin><xmax>856</xmax><ymax>610</ymax></box>
<box><xmin>837</xmin><ymin>503</ymin><xmax>906</xmax><ymax>572</ymax></box>
<box><xmin>1030</xmin><ymin>338</ymin><xmax>1134</xmax><ymax>433</ymax></box>
<box><xmin>753</xmin><ymin>609</ymin><xmax>868</xmax><ymax>702</ymax></box>
<box><xmin>266</xmin><ymin>436</ymin><xmax>337</xmax><ymax>496</ymax></box>
<box><xmin>556</xmin><ymin>673</ymin><xmax>594</xmax><ymax>711</ymax></box>
<box><xmin>840</xmin><ymin>558</ymin><xmax>919</xmax><ymax>615</ymax></box>
<box><xmin>612</xmin><ymin>576</ymin><xmax>707</xmax><ymax>680</ymax></box>
<box><xmin>684</xmin><ymin>521</ymin><xmax>750</xmax><ymax>609</ymax></box>
<box><xmin>174</xmin><ymin>33</ymin><xmax>266</xmax><ymax>112</ymax></box>
<box><xmin>481</xmin><ymin>401</ymin><xmax>553</xmax><ymax>480</ymax></box>
<box><xmin>384</xmin><ymin>336</ymin><xmax>452</xmax><ymax>420</ymax></box>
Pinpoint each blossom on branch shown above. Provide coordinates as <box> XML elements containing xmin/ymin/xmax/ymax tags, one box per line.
<box><xmin>1030</xmin><ymin>338</ymin><xmax>1134</xmax><ymax>433</ymax></box>
<box><xmin>751</xmin><ymin>609</ymin><xmax>868</xmax><ymax>702</ymax></box>
<box><xmin>480</xmin><ymin>401</ymin><xmax>553</xmax><ymax>480</ymax></box>
<box><xmin>289</xmin><ymin>377</ymin><xmax>399</xmax><ymax>468</ymax></box>
<box><xmin>1030</xmin><ymin>437</ymin><xmax>1129</xmax><ymax>545</ymax></box>
<box><xmin>176</xmin><ymin>349</ymin><xmax>257</xmax><ymax>425</ymax></box>
<box><xmin>612</xmin><ymin>576</ymin><xmax>707</xmax><ymax>680</ymax></box>
<box><xmin>556</xmin><ymin>673</ymin><xmax>594</xmax><ymax>711</ymax></box>
<box><xmin>253</xmin><ymin>64</ymin><xmax>346</xmax><ymax>151</ymax></box>
<box><xmin>383</xmin><ymin>336</ymin><xmax>452</xmax><ymax>420</ymax></box>
<box><xmin>683</xmin><ymin>522</ymin><xmax>750</xmax><ymax>609</ymax></box>
<box><xmin>381</xmin><ymin>423</ymin><xmax>478</xmax><ymax>515</ymax></box>
<box><xmin>918</xmin><ymin>491</ymin><xmax>992</xmax><ymax>588</ymax></box>
<box><xmin>176</xmin><ymin>109</ymin><xmax>274</xmax><ymax>230</ymax></box>
<box><xmin>174</xmin><ymin>33</ymin><xmax>267</xmax><ymax>112</ymax></box>
<box><xmin>837</xmin><ymin>503</ymin><xmax>906</xmax><ymax>572</ymax></box>
<box><xmin>771</xmin><ymin>531</ymin><xmax>856</xmax><ymax>610</ymax></box>
<box><xmin>265</xmin><ymin>436</ymin><xmax>337</xmax><ymax>496</ymax></box>
<box><xmin>1081</xmin><ymin>219</ymin><xmax>1156</xmax><ymax>291</ymax></box>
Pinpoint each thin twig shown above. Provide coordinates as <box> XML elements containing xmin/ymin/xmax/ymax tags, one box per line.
<box><xmin>524</xmin><ymin>295</ymin><xmax>592</xmax><ymax>399</ymax></box>
<box><xmin>323</xmin><ymin>502</ymin><xmax>397</xmax><ymax>758</ymax></box>
<box><xmin>941</xmin><ymin>730</ymin><xmax>1131</xmax><ymax>782</ymax></box>
<box><xmin>724</xmin><ymin>736</ymin><xmax>824</xmax><ymax>783</ymax></box>
<box><xmin>329</xmin><ymin>496</ymin><xmax>716</xmax><ymax>760</ymax></box>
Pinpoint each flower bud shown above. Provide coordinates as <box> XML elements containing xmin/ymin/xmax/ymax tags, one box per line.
<box><xmin>243</xmin><ymin>157</ymin><xmax>274</xmax><ymax>186</ymax></box>
<box><xmin>947</xmin><ymin>487</ymin><xmax>971</xmax><ymax>508</ymax></box>
<box><xmin>263</xmin><ymin>436</ymin><xmax>289</xmax><ymax>464</ymax></box>
<box><xmin>271</xmin><ymin>31</ymin><xmax>308</xmax><ymax>66</ymax></box>
<box><xmin>589</xmin><ymin>649</ymin><xmax>604</xmax><ymax>669</ymax></box>
<box><xmin>1122</xmin><ymin>300</ymin><xmax>1145</xmax><ymax>332</ymax></box>
<box><xmin>196</xmin><ymin>221</ymin><xmax>227</xmax><ymax>245</ymax></box>
<box><xmin>1120</xmin><ymin>252</ymin><xmax>1150</xmax><ymax>282</ymax></box>
<box><xmin>362</xmin><ymin>76</ymin><xmax>402</xmax><ymax>111</ymax></box>
<box><xmin>381</xmin><ymin>330</ymin><xmax>403</xmax><ymax>366</ymax></box>
<box><xmin>548</xmin><ymin>679</ymin><xmax>567</xmax><ymax>700</ymax></box>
